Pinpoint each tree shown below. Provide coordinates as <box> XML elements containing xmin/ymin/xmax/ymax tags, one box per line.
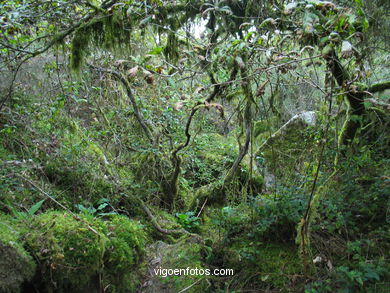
<box><xmin>1</xmin><ymin>0</ymin><xmax>389</xmax><ymax>211</ymax></box>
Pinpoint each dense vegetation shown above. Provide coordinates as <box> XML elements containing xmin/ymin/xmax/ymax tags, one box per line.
<box><xmin>1</xmin><ymin>0</ymin><xmax>389</xmax><ymax>292</ymax></box>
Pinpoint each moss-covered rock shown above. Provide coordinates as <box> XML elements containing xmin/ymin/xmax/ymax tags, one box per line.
<box><xmin>23</xmin><ymin>211</ymin><xmax>148</xmax><ymax>293</ymax></box>
<box><xmin>0</xmin><ymin>216</ymin><xmax>36</xmax><ymax>293</ymax></box>
<box><xmin>24</xmin><ymin>211</ymin><xmax>108</xmax><ymax>292</ymax></box>
<box><xmin>103</xmin><ymin>215</ymin><xmax>148</xmax><ymax>292</ymax></box>
<box><xmin>255</xmin><ymin>112</ymin><xmax>318</xmax><ymax>179</ymax></box>
<box><xmin>145</xmin><ymin>239</ymin><xmax>209</xmax><ymax>293</ymax></box>
<box><xmin>189</xmin><ymin>181</ymin><xmax>226</xmax><ymax>211</ymax></box>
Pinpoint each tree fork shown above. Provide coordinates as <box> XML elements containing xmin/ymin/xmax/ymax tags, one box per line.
<box><xmin>324</xmin><ymin>48</ymin><xmax>365</xmax><ymax>146</ymax></box>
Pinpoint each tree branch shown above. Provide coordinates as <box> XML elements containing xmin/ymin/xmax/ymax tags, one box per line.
<box><xmin>89</xmin><ymin>65</ymin><xmax>154</xmax><ymax>143</ymax></box>
<box><xmin>367</xmin><ymin>81</ymin><xmax>390</xmax><ymax>93</ymax></box>
<box><xmin>224</xmin><ymin>56</ymin><xmax>252</xmax><ymax>183</ymax></box>
<box><xmin>0</xmin><ymin>1</ymin><xmax>114</xmax><ymax>111</ymax></box>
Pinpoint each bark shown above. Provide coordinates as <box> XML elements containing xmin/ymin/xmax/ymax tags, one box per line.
<box><xmin>368</xmin><ymin>81</ymin><xmax>390</xmax><ymax>93</ymax></box>
<box><xmin>165</xmin><ymin>70</ymin><xmax>237</xmax><ymax>210</ymax></box>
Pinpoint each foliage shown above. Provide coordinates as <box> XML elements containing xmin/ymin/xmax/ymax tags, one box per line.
<box><xmin>175</xmin><ymin>211</ymin><xmax>200</xmax><ymax>232</ymax></box>
<box><xmin>0</xmin><ymin>0</ymin><xmax>389</xmax><ymax>292</ymax></box>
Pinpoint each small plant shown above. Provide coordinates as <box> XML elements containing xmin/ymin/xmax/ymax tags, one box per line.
<box><xmin>11</xmin><ymin>199</ymin><xmax>45</xmax><ymax>219</ymax></box>
<box><xmin>175</xmin><ymin>211</ymin><xmax>200</xmax><ymax>232</ymax></box>
<box><xmin>75</xmin><ymin>198</ymin><xmax>117</xmax><ymax>217</ymax></box>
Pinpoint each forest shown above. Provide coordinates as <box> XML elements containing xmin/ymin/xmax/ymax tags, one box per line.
<box><xmin>0</xmin><ymin>0</ymin><xmax>389</xmax><ymax>292</ymax></box>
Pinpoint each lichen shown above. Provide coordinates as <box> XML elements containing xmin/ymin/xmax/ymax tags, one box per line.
<box><xmin>163</xmin><ymin>33</ymin><xmax>179</xmax><ymax>64</ymax></box>
<box><xmin>70</xmin><ymin>11</ymin><xmax>132</xmax><ymax>71</ymax></box>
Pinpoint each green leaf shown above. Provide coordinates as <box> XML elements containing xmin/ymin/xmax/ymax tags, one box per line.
<box><xmin>148</xmin><ymin>47</ymin><xmax>164</xmax><ymax>55</ymax></box>
<box><xmin>97</xmin><ymin>203</ymin><xmax>108</xmax><ymax>210</ymax></box>
<box><xmin>96</xmin><ymin>198</ymin><xmax>109</xmax><ymax>205</ymax></box>
<box><xmin>28</xmin><ymin>199</ymin><xmax>45</xmax><ymax>216</ymax></box>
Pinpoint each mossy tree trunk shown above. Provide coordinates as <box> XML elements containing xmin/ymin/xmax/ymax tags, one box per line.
<box><xmin>224</xmin><ymin>55</ymin><xmax>253</xmax><ymax>184</ymax></box>
<box><xmin>324</xmin><ymin>49</ymin><xmax>390</xmax><ymax>147</ymax></box>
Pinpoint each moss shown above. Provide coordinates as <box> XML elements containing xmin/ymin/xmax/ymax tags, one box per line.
<box><xmin>153</xmin><ymin>239</ymin><xmax>209</xmax><ymax>292</ymax></box>
<box><xmin>43</xmin><ymin>158</ymin><xmax>114</xmax><ymax>204</ymax></box>
<box><xmin>240</xmin><ymin>157</ymin><xmax>264</xmax><ymax>195</ymax></box>
<box><xmin>189</xmin><ymin>181</ymin><xmax>225</xmax><ymax>211</ymax></box>
<box><xmin>103</xmin><ymin>215</ymin><xmax>148</xmax><ymax>293</ymax></box>
<box><xmin>70</xmin><ymin>12</ymin><xmax>132</xmax><ymax>71</ymax></box>
<box><xmin>23</xmin><ymin>211</ymin><xmax>148</xmax><ymax>292</ymax></box>
<box><xmin>258</xmin><ymin>122</ymin><xmax>317</xmax><ymax>179</ymax></box>
<box><xmin>0</xmin><ymin>215</ymin><xmax>36</xmax><ymax>293</ymax></box>
<box><xmin>24</xmin><ymin>211</ymin><xmax>107</xmax><ymax>291</ymax></box>
<box><xmin>156</xmin><ymin>210</ymin><xmax>182</xmax><ymax>231</ymax></box>
<box><xmin>106</xmin><ymin>214</ymin><xmax>148</xmax><ymax>262</ymax></box>
<box><xmin>70</xmin><ymin>28</ymin><xmax>90</xmax><ymax>71</ymax></box>
<box><xmin>253</xmin><ymin>116</ymin><xmax>278</xmax><ymax>138</ymax></box>
<box><xmin>163</xmin><ymin>33</ymin><xmax>179</xmax><ymax>64</ymax></box>
<box><xmin>199</xmin><ymin>209</ymin><xmax>225</xmax><ymax>243</ymax></box>
<box><xmin>221</xmin><ymin>242</ymin><xmax>302</xmax><ymax>291</ymax></box>
<box><xmin>255</xmin><ymin>243</ymin><xmax>302</xmax><ymax>288</ymax></box>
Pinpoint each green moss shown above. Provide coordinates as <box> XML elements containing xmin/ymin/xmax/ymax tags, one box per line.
<box><xmin>23</xmin><ymin>211</ymin><xmax>148</xmax><ymax>292</ymax></box>
<box><xmin>259</xmin><ymin>122</ymin><xmax>317</xmax><ymax>178</ymax></box>
<box><xmin>255</xmin><ymin>243</ymin><xmax>302</xmax><ymax>288</ymax></box>
<box><xmin>222</xmin><ymin>242</ymin><xmax>302</xmax><ymax>291</ymax></box>
<box><xmin>163</xmin><ymin>33</ymin><xmax>179</xmax><ymax>64</ymax></box>
<box><xmin>189</xmin><ymin>181</ymin><xmax>225</xmax><ymax>211</ymax></box>
<box><xmin>253</xmin><ymin>116</ymin><xmax>278</xmax><ymax>138</ymax></box>
<box><xmin>106</xmin><ymin>215</ymin><xmax>147</xmax><ymax>262</ymax></box>
<box><xmin>154</xmin><ymin>240</ymin><xmax>208</xmax><ymax>292</ymax></box>
<box><xmin>24</xmin><ymin>211</ymin><xmax>107</xmax><ymax>291</ymax></box>
<box><xmin>0</xmin><ymin>215</ymin><xmax>36</xmax><ymax>293</ymax></box>
<box><xmin>103</xmin><ymin>215</ymin><xmax>148</xmax><ymax>293</ymax></box>
<box><xmin>70</xmin><ymin>28</ymin><xmax>90</xmax><ymax>71</ymax></box>
<box><xmin>43</xmin><ymin>158</ymin><xmax>113</xmax><ymax>204</ymax></box>
<box><xmin>70</xmin><ymin>12</ymin><xmax>132</xmax><ymax>71</ymax></box>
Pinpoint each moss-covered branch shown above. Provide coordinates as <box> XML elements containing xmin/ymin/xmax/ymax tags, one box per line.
<box><xmin>0</xmin><ymin>1</ymin><xmax>114</xmax><ymax>111</ymax></box>
<box><xmin>123</xmin><ymin>192</ymin><xmax>199</xmax><ymax>240</ymax></box>
<box><xmin>89</xmin><ymin>65</ymin><xmax>154</xmax><ymax>143</ymax></box>
<box><xmin>323</xmin><ymin>48</ymin><xmax>365</xmax><ymax>146</ymax></box>
<box><xmin>367</xmin><ymin>81</ymin><xmax>390</xmax><ymax>93</ymax></box>
<box><xmin>165</xmin><ymin>71</ymin><xmax>234</xmax><ymax>210</ymax></box>
<box><xmin>224</xmin><ymin>56</ymin><xmax>252</xmax><ymax>183</ymax></box>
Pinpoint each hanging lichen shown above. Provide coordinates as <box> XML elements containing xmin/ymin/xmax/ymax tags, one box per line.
<box><xmin>163</xmin><ymin>32</ymin><xmax>179</xmax><ymax>64</ymax></box>
<box><xmin>70</xmin><ymin>11</ymin><xmax>132</xmax><ymax>71</ymax></box>
<box><xmin>70</xmin><ymin>25</ymin><xmax>92</xmax><ymax>71</ymax></box>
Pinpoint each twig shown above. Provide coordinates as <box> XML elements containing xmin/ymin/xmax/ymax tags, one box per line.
<box><xmin>197</xmin><ymin>198</ymin><xmax>208</xmax><ymax>218</ymax></box>
<box><xmin>123</xmin><ymin>192</ymin><xmax>193</xmax><ymax>236</ymax></box>
<box><xmin>177</xmin><ymin>278</ymin><xmax>203</xmax><ymax>293</ymax></box>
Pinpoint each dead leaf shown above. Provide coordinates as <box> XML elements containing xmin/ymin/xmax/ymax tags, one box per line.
<box><xmin>127</xmin><ymin>66</ymin><xmax>139</xmax><ymax>78</ymax></box>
